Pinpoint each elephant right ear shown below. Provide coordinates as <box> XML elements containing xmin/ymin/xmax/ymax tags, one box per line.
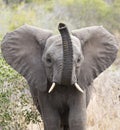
<box><xmin>1</xmin><ymin>24</ymin><xmax>53</xmax><ymax>92</ymax></box>
<box><xmin>72</xmin><ymin>26</ymin><xmax>118</xmax><ymax>88</ymax></box>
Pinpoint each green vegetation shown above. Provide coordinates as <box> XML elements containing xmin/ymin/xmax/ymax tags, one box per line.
<box><xmin>0</xmin><ymin>0</ymin><xmax>120</xmax><ymax>130</ymax></box>
<box><xmin>0</xmin><ymin>51</ymin><xmax>41</xmax><ymax>129</ymax></box>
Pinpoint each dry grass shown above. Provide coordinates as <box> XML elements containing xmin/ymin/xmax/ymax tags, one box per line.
<box><xmin>27</xmin><ymin>122</ymin><xmax>44</xmax><ymax>130</ymax></box>
<box><xmin>87</xmin><ymin>66</ymin><xmax>120</xmax><ymax>130</ymax></box>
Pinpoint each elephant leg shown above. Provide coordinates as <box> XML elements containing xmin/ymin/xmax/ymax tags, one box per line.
<box><xmin>41</xmin><ymin>105</ymin><xmax>61</xmax><ymax>130</ymax></box>
<box><xmin>38</xmin><ymin>93</ymin><xmax>61</xmax><ymax>130</ymax></box>
<box><xmin>68</xmin><ymin>91</ymin><xmax>87</xmax><ymax>130</ymax></box>
<box><xmin>43</xmin><ymin>113</ymin><xmax>60</xmax><ymax>130</ymax></box>
<box><xmin>63</xmin><ymin>126</ymin><xmax>69</xmax><ymax>130</ymax></box>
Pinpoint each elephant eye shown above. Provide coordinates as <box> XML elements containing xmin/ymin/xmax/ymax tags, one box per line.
<box><xmin>77</xmin><ymin>58</ymin><xmax>81</xmax><ymax>63</ymax></box>
<box><xmin>46</xmin><ymin>57</ymin><xmax>52</xmax><ymax>63</ymax></box>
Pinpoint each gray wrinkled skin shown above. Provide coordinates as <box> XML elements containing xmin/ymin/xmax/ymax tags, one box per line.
<box><xmin>1</xmin><ymin>24</ymin><xmax>118</xmax><ymax>130</ymax></box>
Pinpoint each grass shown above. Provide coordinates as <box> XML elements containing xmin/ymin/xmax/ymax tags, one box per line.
<box><xmin>87</xmin><ymin>65</ymin><xmax>120</xmax><ymax>130</ymax></box>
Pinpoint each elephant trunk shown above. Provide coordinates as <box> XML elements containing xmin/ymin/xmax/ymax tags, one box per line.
<box><xmin>58</xmin><ymin>23</ymin><xmax>73</xmax><ymax>86</ymax></box>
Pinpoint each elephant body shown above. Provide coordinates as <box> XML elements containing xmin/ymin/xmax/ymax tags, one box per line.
<box><xmin>1</xmin><ymin>23</ymin><xmax>118</xmax><ymax>130</ymax></box>
<box><xmin>30</xmin><ymin>84</ymin><xmax>91</xmax><ymax>130</ymax></box>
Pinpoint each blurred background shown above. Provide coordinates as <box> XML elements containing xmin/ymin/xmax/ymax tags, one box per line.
<box><xmin>0</xmin><ymin>0</ymin><xmax>120</xmax><ymax>130</ymax></box>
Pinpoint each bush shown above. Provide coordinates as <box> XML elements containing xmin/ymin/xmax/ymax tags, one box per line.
<box><xmin>0</xmin><ymin>51</ymin><xmax>41</xmax><ymax>130</ymax></box>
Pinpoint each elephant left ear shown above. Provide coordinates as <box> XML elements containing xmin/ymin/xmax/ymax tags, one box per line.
<box><xmin>1</xmin><ymin>24</ymin><xmax>53</xmax><ymax>92</ymax></box>
<box><xmin>72</xmin><ymin>26</ymin><xmax>118</xmax><ymax>88</ymax></box>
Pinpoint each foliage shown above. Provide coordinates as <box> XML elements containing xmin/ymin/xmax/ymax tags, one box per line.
<box><xmin>0</xmin><ymin>51</ymin><xmax>41</xmax><ymax>129</ymax></box>
<box><xmin>58</xmin><ymin>0</ymin><xmax>120</xmax><ymax>31</ymax></box>
<box><xmin>9</xmin><ymin>6</ymin><xmax>36</xmax><ymax>30</ymax></box>
<box><xmin>0</xmin><ymin>0</ymin><xmax>120</xmax><ymax>32</ymax></box>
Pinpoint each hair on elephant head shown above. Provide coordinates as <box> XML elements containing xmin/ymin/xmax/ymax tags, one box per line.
<box><xmin>1</xmin><ymin>23</ymin><xmax>118</xmax><ymax>130</ymax></box>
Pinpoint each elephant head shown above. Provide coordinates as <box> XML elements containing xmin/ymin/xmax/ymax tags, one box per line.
<box><xmin>1</xmin><ymin>23</ymin><xmax>118</xmax><ymax>93</ymax></box>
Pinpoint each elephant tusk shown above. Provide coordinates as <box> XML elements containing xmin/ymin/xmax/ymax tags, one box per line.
<box><xmin>74</xmin><ymin>83</ymin><xmax>84</xmax><ymax>93</ymax></box>
<box><xmin>48</xmin><ymin>82</ymin><xmax>56</xmax><ymax>93</ymax></box>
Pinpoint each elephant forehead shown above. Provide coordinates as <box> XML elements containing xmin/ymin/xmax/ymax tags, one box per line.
<box><xmin>46</xmin><ymin>39</ymin><xmax>63</xmax><ymax>54</ymax></box>
<box><xmin>46</xmin><ymin>35</ymin><xmax>61</xmax><ymax>47</ymax></box>
<box><xmin>44</xmin><ymin>35</ymin><xmax>82</xmax><ymax>61</ymax></box>
<box><xmin>46</xmin><ymin>34</ymin><xmax>81</xmax><ymax>49</ymax></box>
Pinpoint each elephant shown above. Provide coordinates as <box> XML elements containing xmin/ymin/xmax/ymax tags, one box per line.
<box><xmin>1</xmin><ymin>23</ymin><xmax>118</xmax><ymax>130</ymax></box>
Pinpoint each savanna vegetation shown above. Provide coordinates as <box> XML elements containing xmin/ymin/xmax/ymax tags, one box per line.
<box><xmin>0</xmin><ymin>0</ymin><xmax>120</xmax><ymax>130</ymax></box>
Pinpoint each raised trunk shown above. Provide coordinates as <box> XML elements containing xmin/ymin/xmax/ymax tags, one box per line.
<box><xmin>58</xmin><ymin>23</ymin><xmax>73</xmax><ymax>86</ymax></box>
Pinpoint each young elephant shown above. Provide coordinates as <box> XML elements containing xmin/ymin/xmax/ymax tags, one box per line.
<box><xmin>1</xmin><ymin>23</ymin><xmax>118</xmax><ymax>130</ymax></box>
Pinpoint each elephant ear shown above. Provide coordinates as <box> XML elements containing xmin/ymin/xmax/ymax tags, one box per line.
<box><xmin>1</xmin><ymin>24</ymin><xmax>53</xmax><ymax>91</ymax></box>
<box><xmin>72</xmin><ymin>26</ymin><xmax>118</xmax><ymax>88</ymax></box>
